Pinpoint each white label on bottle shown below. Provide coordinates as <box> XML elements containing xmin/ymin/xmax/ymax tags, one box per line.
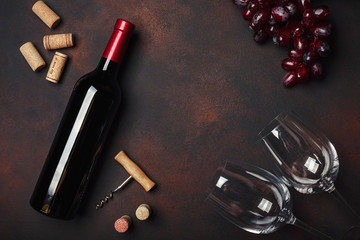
<box><xmin>45</xmin><ymin>86</ymin><xmax>98</xmax><ymax>202</ymax></box>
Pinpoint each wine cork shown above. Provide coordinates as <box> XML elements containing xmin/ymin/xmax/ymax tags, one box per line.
<box><xmin>114</xmin><ymin>215</ymin><xmax>132</xmax><ymax>233</ymax></box>
<box><xmin>135</xmin><ymin>204</ymin><xmax>151</xmax><ymax>221</ymax></box>
<box><xmin>43</xmin><ymin>33</ymin><xmax>74</xmax><ymax>50</ymax></box>
<box><xmin>46</xmin><ymin>52</ymin><xmax>68</xmax><ymax>83</ymax></box>
<box><xmin>19</xmin><ymin>42</ymin><xmax>46</xmax><ymax>72</ymax></box>
<box><xmin>32</xmin><ymin>1</ymin><xmax>61</xmax><ymax>29</ymax></box>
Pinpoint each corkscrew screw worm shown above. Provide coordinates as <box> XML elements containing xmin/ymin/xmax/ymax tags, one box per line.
<box><xmin>95</xmin><ymin>176</ymin><xmax>133</xmax><ymax>209</ymax></box>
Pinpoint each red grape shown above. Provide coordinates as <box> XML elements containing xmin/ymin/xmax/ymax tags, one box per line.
<box><xmin>303</xmin><ymin>48</ymin><xmax>319</xmax><ymax>64</ymax></box>
<box><xmin>266</xmin><ymin>24</ymin><xmax>280</xmax><ymax>37</ymax></box>
<box><xmin>310</xmin><ymin>62</ymin><xmax>323</xmax><ymax>78</ymax></box>
<box><xmin>287</xmin><ymin>21</ymin><xmax>304</xmax><ymax>37</ymax></box>
<box><xmin>252</xmin><ymin>9</ymin><xmax>271</xmax><ymax>24</ymax></box>
<box><xmin>282</xmin><ymin>71</ymin><xmax>297</xmax><ymax>87</ymax></box>
<box><xmin>282</xmin><ymin>58</ymin><xmax>299</xmax><ymax>70</ymax></box>
<box><xmin>249</xmin><ymin>19</ymin><xmax>265</xmax><ymax>31</ymax></box>
<box><xmin>271</xmin><ymin>6</ymin><xmax>290</xmax><ymax>22</ymax></box>
<box><xmin>233</xmin><ymin>0</ymin><xmax>250</xmax><ymax>7</ymax></box>
<box><xmin>258</xmin><ymin>0</ymin><xmax>273</xmax><ymax>9</ymax></box>
<box><xmin>293</xmin><ymin>36</ymin><xmax>308</xmax><ymax>52</ymax></box>
<box><xmin>248</xmin><ymin>0</ymin><xmax>260</xmax><ymax>12</ymax></box>
<box><xmin>268</xmin><ymin>15</ymin><xmax>277</xmax><ymax>25</ymax></box>
<box><xmin>295</xmin><ymin>63</ymin><xmax>310</xmax><ymax>82</ymax></box>
<box><xmin>301</xmin><ymin>9</ymin><xmax>316</xmax><ymax>28</ymax></box>
<box><xmin>315</xmin><ymin>39</ymin><xmax>331</xmax><ymax>57</ymax></box>
<box><xmin>284</xmin><ymin>2</ymin><xmax>297</xmax><ymax>16</ymax></box>
<box><xmin>313</xmin><ymin>6</ymin><xmax>329</xmax><ymax>20</ymax></box>
<box><xmin>243</xmin><ymin>7</ymin><xmax>256</xmax><ymax>20</ymax></box>
<box><xmin>288</xmin><ymin>48</ymin><xmax>304</xmax><ymax>61</ymax></box>
<box><xmin>312</xmin><ymin>22</ymin><xmax>331</xmax><ymax>38</ymax></box>
<box><xmin>298</xmin><ymin>0</ymin><xmax>311</xmax><ymax>13</ymax></box>
<box><xmin>254</xmin><ymin>29</ymin><xmax>268</xmax><ymax>43</ymax></box>
<box><xmin>276</xmin><ymin>28</ymin><xmax>291</xmax><ymax>46</ymax></box>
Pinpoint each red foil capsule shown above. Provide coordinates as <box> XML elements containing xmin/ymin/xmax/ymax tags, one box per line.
<box><xmin>102</xmin><ymin>19</ymin><xmax>135</xmax><ymax>63</ymax></box>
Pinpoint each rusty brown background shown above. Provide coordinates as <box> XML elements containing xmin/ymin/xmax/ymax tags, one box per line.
<box><xmin>1</xmin><ymin>0</ymin><xmax>360</xmax><ymax>239</ymax></box>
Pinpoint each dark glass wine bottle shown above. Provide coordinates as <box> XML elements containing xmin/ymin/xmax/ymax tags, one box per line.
<box><xmin>30</xmin><ymin>19</ymin><xmax>135</xmax><ymax>220</ymax></box>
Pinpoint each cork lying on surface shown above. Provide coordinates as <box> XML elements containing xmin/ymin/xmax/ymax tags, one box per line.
<box><xmin>135</xmin><ymin>204</ymin><xmax>152</xmax><ymax>221</ymax></box>
<box><xmin>114</xmin><ymin>215</ymin><xmax>132</xmax><ymax>233</ymax></box>
<box><xmin>46</xmin><ymin>52</ymin><xmax>68</xmax><ymax>83</ymax></box>
<box><xmin>43</xmin><ymin>33</ymin><xmax>74</xmax><ymax>50</ymax></box>
<box><xmin>32</xmin><ymin>1</ymin><xmax>61</xmax><ymax>29</ymax></box>
<box><xmin>19</xmin><ymin>42</ymin><xmax>46</xmax><ymax>72</ymax></box>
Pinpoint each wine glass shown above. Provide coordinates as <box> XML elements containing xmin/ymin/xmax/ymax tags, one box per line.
<box><xmin>206</xmin><ymin>160</ymin><xmax>332</xmax><ymax>239</ymax></box>
<box><xmin>258</xmin><ymin>111</ymin><xmax>360</xmax><ymax>238</ymax></box>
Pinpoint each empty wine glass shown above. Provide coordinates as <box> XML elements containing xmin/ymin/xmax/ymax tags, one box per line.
<box><xmin>206</xmin><ymin>160</ymin><xmax>332</xmax><ymax>239</ymax></box>
<box><xmin>258</xmin><ymin>111</ymin><xmax>360</xmax><ymax>238</ymax></box>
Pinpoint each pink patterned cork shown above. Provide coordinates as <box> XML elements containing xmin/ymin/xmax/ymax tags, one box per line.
<box><xmin>114</xmin><ymin>215</ymin><xmax>131</xmax><ymax>233</ymax></box>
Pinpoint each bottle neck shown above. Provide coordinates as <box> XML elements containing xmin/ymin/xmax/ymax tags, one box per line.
<box><xmin>102</xmin><ymin>22</ymin><xmax>133</xmax><ymax>64</ymax></box>
<box><xmin>96</xmin><ymin>57</ymin><xmax>121</xmax><ymax>74</ymax></box>
<box><xmin>96</xmin><ymin>19</ymin><xmax>134</xmax><ymax>75</ymax></box>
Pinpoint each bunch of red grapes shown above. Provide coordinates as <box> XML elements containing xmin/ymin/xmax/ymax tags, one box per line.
<box><xmin>233</xmin><ymin>0</ymin><xmax>331</xmax><ymax>87</ymax></box>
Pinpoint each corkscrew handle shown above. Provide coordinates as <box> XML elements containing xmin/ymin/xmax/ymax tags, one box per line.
<box><xmin>115</xmin><ymin>151</ymin><xmax>156</xmax><ymax>192</ymax></box>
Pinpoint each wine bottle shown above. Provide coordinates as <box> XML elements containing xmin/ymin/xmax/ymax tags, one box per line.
<box><xmin>30</xmin><ymin>19</ymin><xmax>135</xmax><ymax>220</ymax></box>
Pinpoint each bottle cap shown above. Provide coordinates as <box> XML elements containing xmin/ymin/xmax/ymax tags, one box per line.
<box><xmin>114</xmin><ymin>19</ymin><xmax>135</xmax><ymax>33</ymax></box>
<box><xmin>102</xmin><ymin>18</ymin><xmax>135</xmax><ymax>63</ymax></box>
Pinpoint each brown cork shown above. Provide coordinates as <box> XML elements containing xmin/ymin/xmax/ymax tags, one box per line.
<box><xmin>32</xmin><ymin>1</ymin><xmax>61</xmax><ymax>29</ymax></box>
<box><xmin>43</xmin><ymin>33</ymin><xmax>74</xmax><ymax>50</ymax></box>
<box><xmin>46</xmin><ymin>52</ymin><xmax>68</xmax><ymax>83</ymax></box>
<box><xmin>135</xmin><ymin>204</ymin><xmax>151</xmax><ymax>221</ymax></box>
<box><xmin>114</xmin><ymin>215</ymin><xmax>132</xmax><ymax>233</ymax></box>
<box><xmin>19</xmin><ymin>42</ymin><xmax>46</xmax><ymax>72</ymax></box>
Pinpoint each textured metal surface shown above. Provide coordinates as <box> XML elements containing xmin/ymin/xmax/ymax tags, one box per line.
<box><xmin>1</xmin><ymin>0</ymin><xmax>360</xmax><ymax>239</ymax></box>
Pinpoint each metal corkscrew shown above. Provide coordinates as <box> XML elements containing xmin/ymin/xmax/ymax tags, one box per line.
<box><xmin>96</xmin><ymin>176</ymin><xmax>133</xmax><ymax>209</ymax></box>
<box><xmin>95</xmin><ymin>151</ymin><xmax>156</xmax><ymax>210</ymax></box>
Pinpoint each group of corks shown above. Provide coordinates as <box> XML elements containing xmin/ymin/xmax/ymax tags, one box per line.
<box><xmin>114</xmin><ymin>203</ymin><xmax>152</xmax><ymax>233</ymax></box>
<box><xmin>19</xmin><ymin>1</ymin><xmax>73</xmax><ymax>84</ymax></box>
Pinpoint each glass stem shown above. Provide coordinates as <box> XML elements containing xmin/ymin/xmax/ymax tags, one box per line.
<box><xmin>290</xmin><ymin>216</ymin><xmax>333</xmax><ymax>240</ymax></box>
<box><xmin>329</xmin><ymin>187</ymin><xmax>360</xmax><ymax>222</ymax></box>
